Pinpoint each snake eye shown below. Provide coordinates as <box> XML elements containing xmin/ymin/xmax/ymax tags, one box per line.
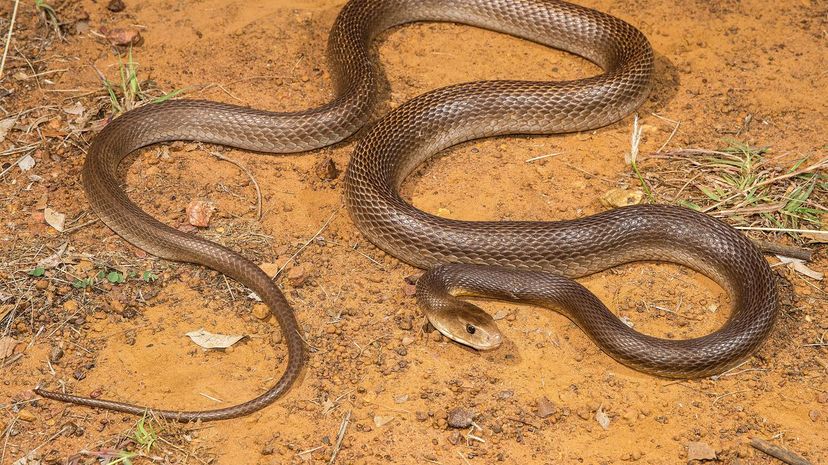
<box><xmin>466</xmin><ymin>324</ymin><xmax>476</xmax><ymax>335</ymax></box>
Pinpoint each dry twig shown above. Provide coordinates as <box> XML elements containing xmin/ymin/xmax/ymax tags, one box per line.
<box><xmin>750</xmin><ymin>438</ymin><xmax>813</xmax><ymax>465</ymax></box>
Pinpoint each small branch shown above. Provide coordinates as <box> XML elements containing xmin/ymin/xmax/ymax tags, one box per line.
<box><xmin>328</xmin><ymin>410</ymin><xmax>351</xmax><ymax>465</ymax></box>
<box><xmin>751</xmin><ymin>238</ymin><xmax>812</xmax><ymax>261</ymax></box>
<box><xmin>750</xmin><ymin>438</ymin><xmax>813</xmax><ymax>465</ymax></box>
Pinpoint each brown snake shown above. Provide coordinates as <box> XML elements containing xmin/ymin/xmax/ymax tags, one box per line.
<box><xmin>34</xmin><ymin>0</ymin><xmax>778</xmax><ymax>420</ymax></box>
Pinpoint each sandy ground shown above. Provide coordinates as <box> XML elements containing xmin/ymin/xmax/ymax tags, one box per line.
<box><xmin>0</xmin><ymin>0</ymin><xmax>826</xmax><ymax>464</ymax></box>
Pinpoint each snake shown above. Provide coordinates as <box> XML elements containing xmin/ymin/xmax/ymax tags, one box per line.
<box><xmin>32</xmin><ymin>0</ymin><xmax>778</xmax><ymax>421</ymax></box>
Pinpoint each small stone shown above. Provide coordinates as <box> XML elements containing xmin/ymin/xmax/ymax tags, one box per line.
<box><xmin>260</xmin><ymin>262</ymin><xmax>281</xmax><ymax>277</ymax></box>
<box><xmin>17</xmin><ymin>409</ymin><xmax>36</xmax><ymax>422</ymax></box>
<box><xmin>416</xmin><ymin>411</ymin><xmax>428</xmax><ymax>422</ymax></box>
<box><xmin>447</xmin><ymin>407</ymin><xmax>474</xmax><ymax>428</ymax></box>
<box><xmin>106</xmin><ymin>0</ymin><xmax>126</xmax><ymax>12</ymax></box>
<box><xmin>397</xmin><ymin>317</ymin><xmax>413</xmax><ymax>331</ymax></box>
<box><xmin>49</xmin><ymin>346</ymin><xmax>64</xmax><ymax>363</ymax></box>
<box><xmin>314</xmin><ymin>157</ymin><xmax>340</xmax><ymax>180</ymax></box>
<box><xmin>287</xmin><ymin>264</ymin><xmax>308</xmax><ymax>287</ymax></box>
<box><xmin>100</xmin><ymin>26</ymin><xmax>143</xmax><ymax>47</ymax></box>
<box><xmin>35</xmin><ymin>280</ymin><xmax>48</xmax><ymax>290</ymax></box>
<box><xmin>809</xmin><ymin>410</ymin><xmax>820</xmax><ymax>422</ymax></box>
<box><xmin>686</xmin><ymin>441</ymin><xmax>716</xmax><ymax>461</ymax></box>
<box><xmin>448</xmin><ymin>431</ymin><xmax>461</xmax><ymax>445</ymax></box>
<box><xmin>401</xmin><ymin>336</ymin><xmax>415</xmax><ymax>346</ymax></box>
<box><xmin>252</xmin><ymin>303</ymin><xmax>270</xmax><ymax>320</ymax></box>
<box><xmin>109</xmin><ymin>299</ymin><xmax>125</xmax><ymax>313</ymax></box>
<box><xmin>62</xmin><ymin>300</ymin><xmax>78</xmax><ymax>312</ymax></box>
<box><xmin>622</xmin><ymin>408</ymin><xmax>637</xmax><ymax>423</ymax></box>
<box><xmin>600</xmin><ymin>188</ymin><xmax>644</xmax><ymax>208</ymax></box>
<box><xmin>536</xmin><ymin>396</ymin><xmax>557</xmax><ymax>419</ymax></box>
<box><xmin>403</xmin><ymin>283</ymin><xmax>417</xmax><ymax>297</ymax></box>
<box><xmin>430</xmin><ymin>331</ymin><xmax>443</xmax><ymax>343</ymax></box>
<box><xmin>186</xmin><ymin>199</ymin><xmax>216</xmax><ymax>228</ymax></box>
<box><xmin>817</xmin><ymin>392</ymin><xmax>828</xmax><ymax>404</ymax></box>
<box><xmin>325</xmin><ymin>325</ymin><xmax>337</xmax><ymax>334</ymax></box>
<box><xmin>496</xmin><ymin>390</ymin><xmax>514</xmax><ymax>400</ymax></box>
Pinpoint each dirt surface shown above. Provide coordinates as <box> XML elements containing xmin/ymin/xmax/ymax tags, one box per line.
<box><xmin>1</xmin><ymin>0</ymin><xmax>826</xmax><ymax>464</ymax></box>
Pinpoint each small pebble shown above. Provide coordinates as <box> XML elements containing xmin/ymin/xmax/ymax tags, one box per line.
<box><xmin>17</xmin><ymin>409</ymin><xmax>36</xmax><ymax>422</ymax></box>
<box><xmin>49</xmin><ymin>346</ymin><xmax>64</xmax><ymax>363</ymax></box>
<box><xmin>252</xmin><ymin>303</ymin><xmax>270</xmax><ymax>320</ymax></box>
<box><xmin>106</xmin><ymin>0</ymin><xmax>126</xmax><ymax>12</ymax></box>
<box><xmin>447</xmin><ymin>407</ymin><xmax>475</xmax><ymax>428</ymax></box>
<box><xmin>288</xmin><ymin>264</ymin><xmax>309</xmax><ymax>287</ymax></box>
<box><xmin>536</xmin><ymin>396</ymin><xmax>557</xmax><ymax>419</ymax></box>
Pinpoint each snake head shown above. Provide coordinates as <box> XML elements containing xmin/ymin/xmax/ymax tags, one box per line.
<box><xmin>428</xmin><ymin>301</ymin><xmax>503</xmax><ymax>350</ymax></box>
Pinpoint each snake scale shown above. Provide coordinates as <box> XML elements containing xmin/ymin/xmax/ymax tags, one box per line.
<box><xmin>34</xmin><ymin>0</ymin><xmax>778</xmax><ymax>421</ymax></box>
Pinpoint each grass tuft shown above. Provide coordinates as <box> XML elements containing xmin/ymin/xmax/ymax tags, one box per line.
<box><xmin>95</xmin><ymin>47</ymin><xmax>185</xmax><ymax>116</ymax></box>
<box><xmin>643</xmin><ymin>140</ymin><xmax>827</xmax><ymax>241</ymax></box>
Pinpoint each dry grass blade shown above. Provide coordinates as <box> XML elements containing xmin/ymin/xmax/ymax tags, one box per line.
<box><xmin>0</xmin><ymin>0</ymin><xmax>21</xmax><ymax>80</ymax></box>
<box><xmin>642</xmin><ymin>140</ymin><xmax>827</xmax><ymax>242</ymax></box>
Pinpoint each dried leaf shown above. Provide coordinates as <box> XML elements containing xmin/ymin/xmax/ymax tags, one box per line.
<box><xmin>0</xmin><ymin>118</ymin><xmax>15</xmax><ymax>142</ymax></box>
<box><xmin>62</xmin><ymin>101</ymin><xmax>85</xmax><ymax>116</ymax></box>
<box><xmin>777</xmin><ymin>256</ymin><xmax>823</xmax><ymax>281</ymax></box>
<box><xmin>492</xmin><ymin>309</ymin><xmax>510</xmax><ymax>320</ymax></box>
<box><xmin>36</xmin><ymin>243</ymin><xmax>68</xmax><ymax>270</ymax></box>
<box><xmin>595</xmin><ymin>406</ymin><xmax>610</xmax><ymax>430</ymax></box>
<box><xmin>185</xmin><ymin>329</ymin><xmax>245</xmax><ymax>349</ymax></box>
<box><xmin>0</xmin><ymin>336</ymin><xmax>18</xmax><ymax>359</ymax></box>
<box><xmin>43</xmin><ymin>207</ymin><xmax>66</xmax><ymax>232</ymax></box>
<box><xmin>687</xmin><ymin>441</ymin><xmax>717</xmax><ymax>461</ymax></box>
<box><xmin>801</xmin><ymin>229</ymin><xmax>828</xmax><ymax>243</ymax></box>
<box><xmin>373</xmin><ymin>415</ymin><xmax>395</xmax><ymax>427</ymax></box>
<box><xmin>18</xmin><ymin>154</ymin><xmax>35</xmax><ymax>172</ymax></box>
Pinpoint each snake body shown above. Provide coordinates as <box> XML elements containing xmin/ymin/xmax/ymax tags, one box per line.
<box><xmin>33</xmin><ymin>0</ymin><xmax>778</xmax><ymax>419</ymax></box>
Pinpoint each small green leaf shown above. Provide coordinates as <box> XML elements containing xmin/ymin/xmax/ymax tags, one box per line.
<box><xmin>28</xmin><ymin>267</ymin><xmax>46</xmax><ymax>277</ymax></box>
<box><xmin>141</xmin><ymin>271</ymin><xmax>158</xmax><ymax>283</ymax></box>
<box><xmin>107</xmin><ymin>271</ymin><xmax>125</xmax><ymax>284</ymax></box>
<box><xmin>72</xmin><ymin>278</ymin><xmax>92</xmax><ymax>289</ymax></box>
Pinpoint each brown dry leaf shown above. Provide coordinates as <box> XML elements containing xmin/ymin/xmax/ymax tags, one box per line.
<box><xmin>0</xmin><ymin>336</ymin><xmax>18</xmax><ymax>359</ymax></box>
<box><xmin>43</xmin><ymin>207</ymin><xmax>66</xmax><ymax>232</ymax></box>
<box><xmin>186</xmin><ymin>200</ymin><xmax>216</xmax><ymax>227</ymax></box>
<box><xmin>36</xmin><ymin>243</ymin><xmax>68</xmax><ymax>269</ymax></box>
<box><xmin>686</xmin><ymin>441</ymin><xmax>717</xmax><ymax>461</ymax></box>
<box><xmin>62</xmin><ymin>101</ymin><xmax>85</xmax><ymax>116</ymax></box>
<box><xmin>185</xmin><ymin>329</ymin><xmax>245</xmax><ymax>349</ymax></box>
